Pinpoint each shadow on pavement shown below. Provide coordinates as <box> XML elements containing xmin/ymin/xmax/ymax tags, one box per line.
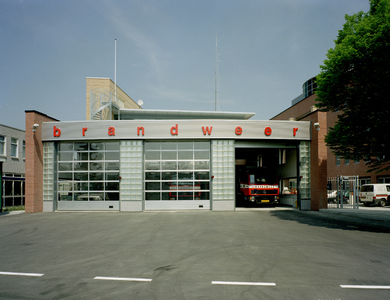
<box><xmin>269</xmin><ymin>210</ymin><xmax>390</xmax><ymax>233</ymax></box>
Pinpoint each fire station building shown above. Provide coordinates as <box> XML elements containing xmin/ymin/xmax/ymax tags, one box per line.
<box><xmin>25</xmin><ymin>78</ymin><xmax>316</xmax><ymax>213</ymax></box>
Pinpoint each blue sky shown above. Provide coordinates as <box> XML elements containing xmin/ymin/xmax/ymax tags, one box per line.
<box><xmin>0</xmin><ymin>0</ymin><xmax>370</xmax><ymax>130</ymax></box>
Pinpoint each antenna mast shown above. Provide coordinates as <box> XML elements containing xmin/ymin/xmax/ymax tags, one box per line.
<box><xmin>114</xmin><ymin>39</ymin><xmax>117</xmax><ymax>103</ymax></box>
<box><xmin>215</xmin><ymin>34</ymin><xmax>219</xmax><ymax>111</ymax></box>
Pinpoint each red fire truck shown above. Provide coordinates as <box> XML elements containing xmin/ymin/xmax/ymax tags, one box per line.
<box><xmin>239</xmin><ymin>170</ymin><xmax>279</xmax><ymax>204</ymax></box>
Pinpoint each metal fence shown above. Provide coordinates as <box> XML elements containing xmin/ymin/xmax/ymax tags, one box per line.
<box><xmin>327</xmin><ymin>176</ymin><xmax>360</xmax><ymax>209</ymax></box>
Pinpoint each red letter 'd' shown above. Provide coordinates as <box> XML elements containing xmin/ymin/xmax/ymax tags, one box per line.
<box><xmin>137</xmin><ymin>127</ymin><xmax>145</xmax><ymax>136</ymax></box>
<box><xmin>202</xmin><ymin>126</ymin><xmax>213</xmax><ymax>135</ymax></box>
<box><xmin>53</xmin><ymin>126</ymin><xmax>61</xmax><ymax>137</ymax></box>
<box><xmin>293</xmin><ymin>128</ymin><xmax>298</xmax><ymax>136</ymax></box>
<box><xmin>235</xmin><ymin>126</ymin><xmax>242</xmax><ymax>135</ymax></box>
<box><xmin>82</xmin><ymin>127</ymin><xmax>87</xmax><ymax>136</ymax></box>
<box><xmin>170</xmin><ymin>124</ymin><xmax>178</xmax><ymax>136</ymax></box>
<box><xmin>108</xmin><ymin>127</ymin><xmax>115</xmax><ymax>136</ymax></box>
<box><xmin>264</xmin><ymin>127</ymin><xmax>272</xmax><ymax>136</ymax></box>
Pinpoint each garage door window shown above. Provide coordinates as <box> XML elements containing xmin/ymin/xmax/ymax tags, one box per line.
<box><xmin>144</xmin><ymin>141</ymin><xmax>210</xmax><ymax>201</ymax></box>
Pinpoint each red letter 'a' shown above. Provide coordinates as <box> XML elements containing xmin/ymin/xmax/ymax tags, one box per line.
<box><xmin>202</xmin><ymin>126</ymin><xmax>213</xmax><ymax>135</ymax></box>
<box><xmin>108</xmin><ymin>127</ymin><xmax>115</xmax><ymax>136</ymax></box>
<box><xmin>53</xmin><ymin>126</ymin><xmax>61</xmax><ymax>137</ymax></box>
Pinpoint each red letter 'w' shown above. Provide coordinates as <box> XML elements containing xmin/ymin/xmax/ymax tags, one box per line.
<box><xmin>202</xmin><ymin>126</ymin><xmax>213</xmax><ymax>135</ymax></box>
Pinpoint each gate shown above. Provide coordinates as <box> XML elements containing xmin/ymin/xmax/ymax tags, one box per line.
<box><xmin>327</xmin><ymin>176</ymin><xmax>360</xmax><ymax>209</ymax></box>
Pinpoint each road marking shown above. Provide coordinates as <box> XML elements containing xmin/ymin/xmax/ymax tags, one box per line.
<box><xmin>0</xmin><ymin>271</ymin><xmax>44</xmax><ymax>277</ymax></box>
<box><xmin>212</xmin><ymin>281</ymin><xmax>276</xmax><ymax>286</ymax></box>
<box><xmin>94</xmin><ymin>276</ymin><xmax>152</xmax><ymax>282</ymax></box>
<box><xmin>341</xmin><ymin>285</ymin><xmax>390</xmax><ymax>289</ymax></box>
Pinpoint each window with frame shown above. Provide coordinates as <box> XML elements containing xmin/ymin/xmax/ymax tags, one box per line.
<box><xmin>336</xmin><ymin>155</ymin><xmax>340</xmax><ymax>166</ymax></box>
<box><xmin>344</xmin><ymin>158</ymin><xmax>349</xmax><ymax>165</ymax></box>
<box><xmin>0</xmin><ymin>136</ymin><xmax>5</xmax><ymax>155</ymax></box>
<box><xmin>57</xmin><ymin>141</ymin><xmax>120</xmax><ymax>201</ymax></box>
<box><xmin>11</xmin><ymin>138</ymin><xmax>18</xmax><ymax>157</ymax></box>
<box><xmin>23</xmin><ymin>141</ymin><xmax>26</xmax><ymax>159</ymax></box>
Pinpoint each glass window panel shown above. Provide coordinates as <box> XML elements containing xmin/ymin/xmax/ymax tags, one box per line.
<box><xmin>145</xmin><ymin>151</ymin><xmax>160</xmax><ymax>160</ymax></box>
<box><xmin>178</xmin><ymin>151</ymin><xmax>193</xmax><ymax>160</ymax></box>
<box><xmin>90</xmin><ymin>162</ymin><xmax>103</xmax><ymax>171</ymax></box>
<box><xmin>59</xmin><ymin>163</ymin><xmax>73</xmax><ymax>171</ymax></box>
<box><xmin>195</xmin><ymin>161</ymin><xmax>209</xmax><ymax>170</ymax></box>
<box><xmin>75</xmin><ymin>152</ymin><xmax>88</xmax><ymax>161</ymax></box>
<box><xmin>59</xmin><ymin>182</ymin><xmax>73</xmax><ymax>191</ymax></box>
<box><xmin>162</xmin><ymin>171</ymin><xmax>176</xmax><ymax>180</ymax></box>
<box><xmin>178</xmin><ymin>182</ymin><xmax>193</xmax><ymax>190</ymax></box>
<box><xmin>195</xmin><ymin>171</ymin><xmax>209</xmax><ymax>180</ymax></box>
<box><xmin>162</xmin><ymin>181</ymin><xmax>175</xmax><ymax>190</ymax></box>
<box><xmin>105</xmin><ymin>182</ymin><xmax>119</xmax><ymax>191</ymax></box>
<box><xmin>90</xmin><ymin>172</ymin><xmax>104</xmax><ymax>181</ymax></box>
<box><xmin>145</xmin><ymin>161</ymin><xmax>160</xmax><ymax>170</ymax></box>
<box><xmin>162</xmin><ymin>161</ymin><xmax>177</xmax><ymax>170</ymax></box>
<box><xmin>59</xmin><ymin>192</ymin><xmax>72</xmax><ymax>201</ymax></box>
<box><xmin>74</xmin><ymin>192</ymin><xmax>87</xmax><ymax>201</ymax></box>
<box><xmin>106</xmin><ymin>172</ymin><xmax>119</xmax><ymax>180</ymax></box>
<box><xmin>106</xmin><ymin>141</ymin><xmax>120</xmax><ymax>150</ymax></box>
<box><xmin>90</xmin><ymin>152</ymin><xmax>104</xmax><ymax>160</ymax></box>
<box><xmin>162</xmin><ymin>192</ymin><xmax>174</xmax><ymax>200</ymax></box>
<box><xmin>59</xmin><ymin>152</ymin><xmax>73</xmax><ymax>161</ymax></box>
<box><xmin>161</xmin><ymin>142</ymin><xmax>177</xmax><ymax>150</ymax></box>
<box><xmin>145</xmin><ymin>182</ymin><xmax>160</xmax><ymax>190</ymax></box>
<box><xmin>162</xmin><ymin>151</ymin><xmax>177</xmax><ymax>160</ymax></box>
<box><xmin>74</xmin><ymin>162</ymin><xmax>88</xmax><ymax>171</ymax></box>
<box><xmin>59</xmin><ymin>142</ymin><xmax>73</xmax><ymax>151</ymax></box>
<box><xmin>178</xmin><ymin>192</ymin><xmax>193</xmax><ymax>200</ymax></box>
<box><xmin>59</xmin><ymin>173</ymin><xmax>72</xmax><ymax>181</ymax></box>
<box><xmin>194</xmin><ymin>151</ymin><xmax>209</xmax><ymax>159</ymax></box>
<box><xmin>196</xmin><ymin>181</ymin><xmax>210</xmax><ymax>190</ymax></box>
<box><xmin>199</xmin><ymin>192</ymin><xmax>210</xmax><ymax>200</ymax></box>
<box><xmin>145</xmin><ymin>142</ymin><xmax>160</xmax><ymax>150</ymax></box>
<box><xmin>90</xmin><ymin>142</ymin><xmax>104</xmax><ymax>150</ymax></box>
<box><xmin>145</xmin><ymin>172</ymin><xmax>160</xmax><ymax>180</ymax></box>
<box><xmin>89</xmin><ymin>182</ymin><xmax>104</xmax><ymax>191</ymax></box>
<box><xmin>178</xmin><ymin>161</ymin><xmax>193</xmax><ymax>170</ymax></box>
<box><xmin>194</xmin><ymin>142</ymin><xmax>210</xmax><ymax>150</ymax></box>
<box><xmin>106</xmin><ymin>162</ymin><xmax>119</xmax><ymax>170</ymax></box>
<box><xmin>105</xmin><ymin>152</ymin><xmax>120</xmax><ymax>160</ymax></box>
<box><xmin>178</xmin><ymin>142</ymin><xmax>193</xmax><ymax>150</ymax></box>
<box><xmin>74</xmin><ymin>182</ymin><xmax>89</xmax><ymax>191</ymax></box>
<box><xmin>74</xmin><ymin>173</ymin><xmax>88</xmax><ymax>181</ymax></box>
<box><xmin>106</xmin><ymin>192</ymin><xmax>119</xmax><ymax>201</ymax></box>
<box><xmin>145</xmin><ymin>192</ymin><xmax>160</xmax><ymax>200</ymax></box>
<box><xmin>89</xmin><ymin>193</ymin><xmax>104</xmax><ymax>201</ymax></box>
<box><xmin>178</xmin><ymin>172</ymin><xmax>193</xmax><ymax>180</ymax></box>
<box><xmin>74</xmin><ymin>142</ymin><xmax>88</xmax><ymax>151</ymax></box>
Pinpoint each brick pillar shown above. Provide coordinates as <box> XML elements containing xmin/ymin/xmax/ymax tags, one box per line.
<box><xmin>25</xmin><ymin>111</ymin><xmax>59</xmax><ymax>213</ymax></box>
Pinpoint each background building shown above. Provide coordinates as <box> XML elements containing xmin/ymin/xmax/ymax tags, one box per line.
<box><xmin>0</xmin><ymin>124</ymin><xmax>26</xmax><ymax>207</ymax></box>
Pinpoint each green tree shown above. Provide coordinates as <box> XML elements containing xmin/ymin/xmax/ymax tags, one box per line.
<box><xmin>315</xmin><ymin>0</ymin><xmax>390</xmax><ymax>173</ymax></box>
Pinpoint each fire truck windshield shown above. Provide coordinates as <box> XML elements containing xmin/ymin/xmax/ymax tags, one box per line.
<box><xmin>249</xmin><ymin>173</ymin><xmax>276</xmax><ymax>184</ymax></box>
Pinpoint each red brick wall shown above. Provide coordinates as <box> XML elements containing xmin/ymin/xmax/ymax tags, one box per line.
<box><xmin>25</xmin><ymin>111</ymin><xmax>59</xmax><ymax>213</ymax></box>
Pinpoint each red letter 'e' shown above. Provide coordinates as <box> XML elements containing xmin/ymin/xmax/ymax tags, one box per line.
<box><xmin>53</xmin><ymin>126</ymin><xmax>61</xmax><ymax>137</ymax></box>
<box><xmin>235</xmin><ymin>126</ymin><xmax>242</xmax><ymax>135</ymax></box>
<box><xmin>264</xmin><ymin>127</ymin><xmax>272</xmax><ymax>136</ymax></box>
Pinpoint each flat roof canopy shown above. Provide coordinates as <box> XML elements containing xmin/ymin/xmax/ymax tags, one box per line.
<box><xmin>119</xmin><ymin>109</ymin><xmax>256</xmax><ymax>120</ymax></box>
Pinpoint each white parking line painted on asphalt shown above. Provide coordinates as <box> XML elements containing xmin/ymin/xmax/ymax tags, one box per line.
<box><xmin>212</xmin><ymin>281</ymin><xmax>276</xmax><ymax>286</ymax></box>
<box><xmin>94</xmin><ymin>276</ymin><xmax>152</xmax><ymax>282</ymax></box>
<box><xmin>341</xmin><ymin>285</ymin><xmax>390</xmax><ymax>289</ymax></box>
<box><xmin>0</xmin><ymin>271</ymin><xmax>44</xmax><ymax>277</ymax></box>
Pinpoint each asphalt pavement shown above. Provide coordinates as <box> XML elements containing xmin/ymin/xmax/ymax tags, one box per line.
<box><xmin>1</xmin><ymin>207</ymin><xmax>390</xmax><ymax>300</ymax></box>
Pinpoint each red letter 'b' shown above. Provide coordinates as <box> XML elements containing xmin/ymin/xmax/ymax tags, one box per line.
<box><xmin>53</xmin><ymin>126</ymin><xmax>61</xmax><ymax>137</ymax></box>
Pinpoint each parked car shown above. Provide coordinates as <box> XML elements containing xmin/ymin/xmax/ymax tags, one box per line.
<box><xmin>327</xmin><ymin>190</ymin><xmax>350</xmax><ymax>204</ymax></box>
<box><xmin>359</xmin><ymin>184</ymin><xmax>390</xmax><ymax>207</ymax></box>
